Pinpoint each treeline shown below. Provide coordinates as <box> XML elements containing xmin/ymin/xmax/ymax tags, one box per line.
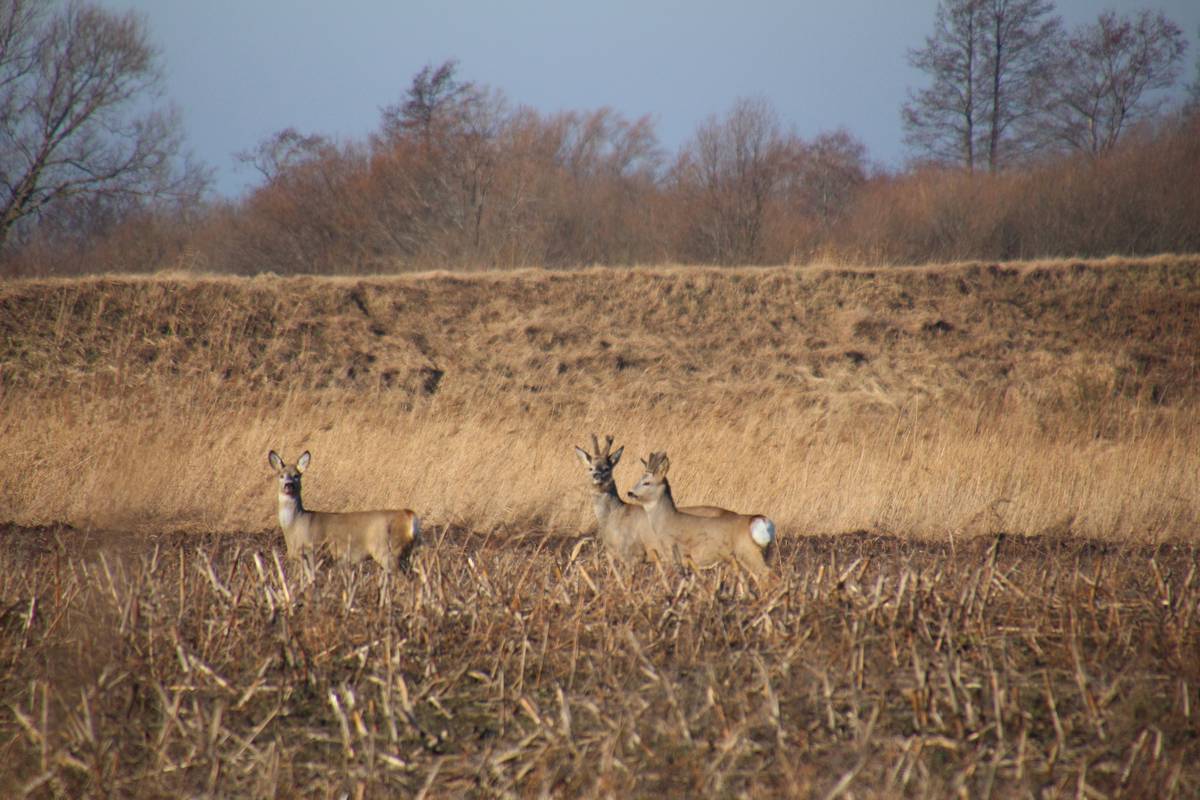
<box><xmin>10</xmin><ymin>97</ymin><xmax>1195</xmax><ymax>276</ymax></box>
<box><xmin>1</xmin><ymin>2</ymin><xmax>1198</xmax><ymax>276</ymax></box>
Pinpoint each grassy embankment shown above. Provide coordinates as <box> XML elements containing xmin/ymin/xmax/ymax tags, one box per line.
<box><xmin>1</xmin><ymin>256</ymin><xmax>1198</xmax><ymax>540</ymax></box>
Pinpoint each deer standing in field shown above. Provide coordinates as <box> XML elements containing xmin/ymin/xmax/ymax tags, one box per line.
<box><xmin>574</xmin><ymin>434</ymin><xmax>725</xmax><ymax>564</ymax></box>
<box><xmin>268</xmin><ymin>450</ymin><xmax>419</xmax><ymax>572</ymax></box>
<box><xmin>626</xmin><ymin>451</ymin><xmax>775</xmax><ymax>584</ymax></box>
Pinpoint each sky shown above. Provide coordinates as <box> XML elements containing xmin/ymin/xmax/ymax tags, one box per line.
<box><xmin>104</xmin><ymin>1</ymin><xmax>1200</xmax><ymax>197</ymax></box>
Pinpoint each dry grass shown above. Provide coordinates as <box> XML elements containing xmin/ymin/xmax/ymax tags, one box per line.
<box><xmin>1</xmin><ymin>256</ymin><xmax>1198</xmax><ymax>540</ymax></box>
<box><xmin>1</xmin><ymin>257</ymin><xmax>1199</xmax><ymax>796</ymax></box>
<box><xmin>1</xmin><ymin>526</ymin><xmax>1197</xmax><ymax>797</ymax></box>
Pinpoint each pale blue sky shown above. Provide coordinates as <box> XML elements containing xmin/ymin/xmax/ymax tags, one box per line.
<box><xmin>104</xmin><ymin>1</ymin><xmax>1200</xmax><ymax>196</ymax></box>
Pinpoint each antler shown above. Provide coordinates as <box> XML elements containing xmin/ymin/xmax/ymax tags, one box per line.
<box><xmin>588</xmin><ymin>433</ymin><xmax>616</xmax><ymax>458</ymax></box>
<box><xmin>646</xmin><ymin>451</ymin><xmax>670</xmax><ymax>474</ymax></box>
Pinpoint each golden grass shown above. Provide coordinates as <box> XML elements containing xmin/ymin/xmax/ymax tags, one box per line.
<box><xmin>3</xmin><ymin>387</ymin><xmax>1196</xmax><ymax>543</ymax></box>
<box><xmin>1</xmin><ymin>256</ymin><xmax>1198</xmax><ymax>541</ymax></box>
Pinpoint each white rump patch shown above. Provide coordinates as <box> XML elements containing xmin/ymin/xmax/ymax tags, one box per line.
<box><xmin>750</xmin><ymin>517</ymin><xmax>775</xmax><ymax>548</ymax></box>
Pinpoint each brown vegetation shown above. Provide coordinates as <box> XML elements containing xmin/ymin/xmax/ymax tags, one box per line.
<box><xmin>838</xmin><ymin>114</ymin><xmax>1200</xmax><ymax>263</ymax></box>
<box><xmin>1</xmin><ymin>257</ymin><xmax>1199</xmax><ymax>795</ymax></box>
<box><xmin>2</xmin><ymin>526</ymin><xmax>1197</xmax><ymax>797</ymax></box>
<box><xmin>2</xmin><ymin>256</ymin><xmax>1198</xmax><ymax>538</ymax></box>
<box><xmin>4</xmin><ymin>65</ymin><xmax>1198</xmax><ymax>277</ymax></box>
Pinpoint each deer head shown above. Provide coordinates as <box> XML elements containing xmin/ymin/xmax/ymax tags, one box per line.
<box><xmin>269</xmin><ymin>450</ymin><xmax>310</xmax><ymax>499</ymax></box>
<box><xmin>626</xmin><ymin>451</ymin><xmax>670</xmax><ymax>506</ymax></box>
<box><xmin>573</xmin><ymin>433</ymin><xmax>624</xmax><ymax>489</ymax></box>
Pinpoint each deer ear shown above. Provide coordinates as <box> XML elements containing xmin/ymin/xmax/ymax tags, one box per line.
<box><xmin>268</xmin><ymin>451</ymin><xmax>283</xmax><ymax>471</ymax></box>
<box><xmin>296</xmin><ymin>451</ymin><xmax>311</xmax><ymax>472</ymax></box>
<box><xmin>574</xmin><ymin>446</ymin><xmax>591</xmax><ymax>466</ymax></box>
<box><xmin>657</xmin><ymin>455</ymin><xmax>670</xmax><ymax>476</ymax></box>
<box><xmin>609</xmin><ymin>446</ymin><xmax>624</xmax><ymax>466</ymax></box>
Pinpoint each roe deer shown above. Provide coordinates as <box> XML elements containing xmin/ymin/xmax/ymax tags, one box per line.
<box><xmin>574</xmin><ymin>434</ymin><xmax>725</xmax><ymax>564</ymax></box>
<box><xmin>626</xmin><ymin>451</ymin><xmax>774</xmax><ymax>583</ymax></box>
<box><xmin>268</xmin><ymin>450</ymin><xmax>419</xmax><ymax>572</ymax></box>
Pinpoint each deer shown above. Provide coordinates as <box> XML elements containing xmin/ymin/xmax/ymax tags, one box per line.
<box><xmin>574</xmin><ymin>434</ymin><xmax>725</xmax><ymax>565</ymax></box>
<box><xmin>267</xmin><ymin>450</ymin><xmax>419</xmax><ymax>573</ymax></box>
<box><xmin>626</xmin><ymin>451</ymin><xmax>775</xmax><ymax>584</ymax></box>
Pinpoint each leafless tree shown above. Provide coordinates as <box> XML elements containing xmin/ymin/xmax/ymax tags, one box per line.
<box><xmin>786</xmin><ymin>129</ymin><xmax>868</xmax><ymax>228</ymax></box>
<box><xmin>1043</xmin><ymin>11</ymin><xmax>1186</xmax><ymax>155</ymax></box>
<box><xmin>552</xmin><ymin>107</ymin><xmax>660</xmax><ymax>181</ymax></box>
<box><xmin>977</xmin><ymin>0</ymin><xmax>1062</xmax><ymax>169</ymax></box>
<box><xmin>379</xmin><ymin>59</ymin><xmax>474</xmax><ymax>143</ymax></box>
<box><xmin>903</xmin><ymin>0</ymin><xmax>986</xmax><ymax>170</ymax></box>
<box><xmin>371</xmin><ymin>61</ymin><xmax>512</xmax><ymax>262</ymax></box>
<box><xmin>904</xmin><ymin>0</ymin><xmax>1061</xmax><ymax>171</ymax></box>
<box><xmin>235</xmin><ymin>128</ymin><xmax>335</xmax><ymax>184</ymax></box>
<box><xmin>1189</xmin><ymin>27</ymin><xmax>1200</xmax><ymax>111</ymax></box>
<box><xmin>673</xmin><ymin>97</ymin><xmax>788</xmax><ymax>264</ymax></box>
<box><xmin>0</xmin><ymin>0</ymin><xmax>206</xmax><ymax>249</ymax></box>
<box><xmin>539</xmin><ymin>107</ymin><xmax>663</xmax><ymax>265</ymax></box>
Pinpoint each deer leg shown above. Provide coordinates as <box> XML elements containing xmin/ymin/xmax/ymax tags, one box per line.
<box><xmin>734</xmin><ymin>538</ymin><xmax>771</xmax><ymax>585</ymax></box>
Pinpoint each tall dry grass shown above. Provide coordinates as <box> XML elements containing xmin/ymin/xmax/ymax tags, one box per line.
<box><xmin>1</xmin><ymin>257</ymin><xmax>1198</xmax><ymax>543</ymax></box>
<box><xmin>2</xmin><ymin>386</ymin><xmax>1197</xmax><ymax>543</ymax></box>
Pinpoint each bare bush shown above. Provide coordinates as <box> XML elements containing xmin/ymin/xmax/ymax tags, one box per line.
<box><xmin>223</xmin><ymin>140</ymin><xmax>375</xmax><ymax>275</ymax></box>
<box><xmin>835</xmin><ymin>111</ymin><xmax>1200</xmax><ymax>263</ymax></box>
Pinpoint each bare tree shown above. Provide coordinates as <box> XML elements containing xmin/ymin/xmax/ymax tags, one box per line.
<box><xmin>540</xmin><ymin>107</ymin><xmax>663</xmax><ymax>265</ymax></box>
<box><xmin>553</xmin><ymin>107</ymin><xmax>660</xmax><ymax>181</ymax></box>
<box><xmin>904</xmin><ymin>0</ymin><xmax>1060</xmax><ymax>171</ymax></box>
<box><xmin>0</xmin><ymin>0</ymin><xmax>206</xmax><ymax>249</ymax></box>
<box><xmin>787</xmin><ymin>129</ymin><xmax>868</xmax><ymax>228</ymax></box>
<box><xmin>672</xmin><ymin>97</ymin><xmax>788</xmax><ymax>264</ymax></box>
<box><xmin>236</xmin><ymin>128</ymin><xmax>335</xmax><ymax>184</ymax></box>
<box><xmin>1190</xmin><ymin>27</ymin><xmax>1200</xmax><ymax>110</ymax></box>
<box><xmin>903</xmin><ymin>0</ymin><xmax>986</xmax><ymax>170</ymax></box>
<box><xmin>1188</xmin><ymin>27</ymin><xmax>1200</xmax><ymax>111</ymax></box>
<box><xmin>978</xmin><ymin>0</ymin><xmax>1062</xmax><ymax>169</ymax></box>
<box><xmin>1044</xmin><ymin>11</ymin><xmax>1187</xmax><ymax>155</ymax></box>
<box><xmin>378</xmin><ymin>59</ymin><xmax>474</xmax><ymax>143</ymax></box>
<box><xmin>371</xmin><ymin>60</ymin><xmax>511</xmax><ymax>262</ymax></box>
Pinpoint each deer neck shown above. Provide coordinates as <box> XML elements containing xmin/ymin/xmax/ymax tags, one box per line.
<box><xmin>278</xmin><ymin>488</ymin><xmax>306</xmax><ymax>531</ymax></box>
<box><xmin>641</xmin><ymin>479</ymin><xmax>678</xmax><ymax>529</ymax></box>
<box><xmin>590</xmin><ymin>478</ymin><xmax>626</xmax><ymax>522</ymax></box>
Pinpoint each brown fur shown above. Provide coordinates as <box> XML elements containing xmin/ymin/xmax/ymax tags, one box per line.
<box><xmin>575</xmin><ymin>434</ymin><xmax>725</xmax><ymax>564</ymax></box>
<box><xmin>627</xmin><ymin>452</ymin><xmax>773</xmax><ymax>583</ymax></box>
<box><xmin>269</xmin><ymin>450</ymin><xmax>419</xmax><ymax>572</ymax></box>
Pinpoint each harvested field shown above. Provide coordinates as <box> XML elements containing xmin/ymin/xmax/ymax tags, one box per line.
<box><xmin>2</xmin><ymin>524</ymin><xmax>1197</xmax><ymax>797</ymax></box>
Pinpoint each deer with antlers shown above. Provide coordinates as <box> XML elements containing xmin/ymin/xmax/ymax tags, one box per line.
<box><xmin>626</xmin><ymin>451</ymin><xmax>774</xmax><ymax>583</ymax></box>
<box><xmin>574</xmin><ymin>434</ymin><xmax>725</xmax><ymax>564</ymax></box>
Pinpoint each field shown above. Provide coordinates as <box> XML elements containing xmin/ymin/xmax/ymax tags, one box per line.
<box><xmin>2</xmin><ymin>257</ymin><xmax>1199</xmax><ymax>796</ymax></box>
